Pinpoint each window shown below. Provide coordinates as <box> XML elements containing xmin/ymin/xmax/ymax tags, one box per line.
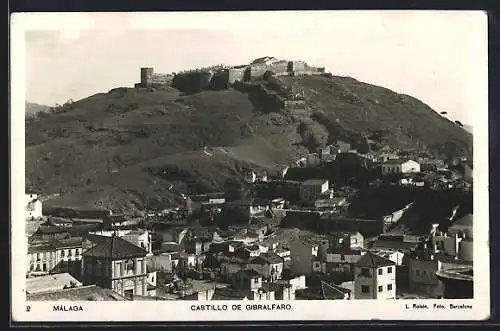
<box><xmin>253</xmin><ymin>278</ymin><xmax>259</xmax><ymax>284</ymax></box>
<box><xmin>361</xmin><ymin>285</ymin><xmax>370</xmax><ymax>293</ymax></box>
<box><xmin>115</xmin><ymin>262</ymin><xmax>122</xmax><ymax>277</ymax></box>
<box><xmin>340</xmin><ymin>254</ymin><xmax>345</xmax><ymax>261</ymax></box>
<box><xmin>378</xmin><ymin>286</ymin><xmax>383</xmax><ymax>292</ymax></box>
<box><xmin>125</xmin><ymin>259</ymin><xmax>135</xmax><ymax>273</ymax></box>
<box><xmin>378</xmin><ymin>268</ymin><xmax>383</xmax><ymax>275</ymax></box>
<box><xmin>361</xmin><ymin>268</ymin><xmax>371</xmax><ymax>277</ymax></box>
<box><xmin>415</xmin><ymin>269</ymin><xmax>420</xmax><ymax>276</ymax></box>
<box><xmin>423</xmin><ymin>270</ymin><xmax>427</xmax><ymax>276</ymax></box>
<box><xmin>61</xmin><ymin>250</ymin><xmax>65</xmax><ymax>257</ymax></box>
<box><xmin>68</xmin><ymin>249</ymin><xmax>72</xmax><ymax>257</ymax></box>
<box><xmin>36</xmin><ymin>253</ymin><xmax>41</xmax><ymax>261</ymax></box>
<box><xmin>75</xmin><ymin>249</ymin><xmax>80</xmax><ymax>256</ymax></box>
<box><xmin>387</xmin><ymin>284</ymin><xmax>393</xmax><ymax>291</ymax></box>
<box><xmin>388</xmin><ymin>267</ymin><xmax>393</xmax><ymax>274</ymax></box>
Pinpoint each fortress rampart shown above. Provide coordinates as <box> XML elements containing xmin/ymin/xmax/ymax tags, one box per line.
<box><xmin>135</xmin><ymin>57</ymin><xmax>327</xmax><ymax>95</ymax></box>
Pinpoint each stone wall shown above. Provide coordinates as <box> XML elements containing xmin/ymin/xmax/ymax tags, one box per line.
<box><xmin>151</xmin><ymin>73</ymin><xmax>174</xmax><ymax>85</ymax></box>
<box><xmin>228</xmin><ymin>68</ymin><xmax>246</xmax><ymax>84</ymax></box>
<box><xmin>268</xmin><ymin>61</ymin><xmax>289</xmax><ymax>75</ymax></box>
<box><xmin>245</xmin><ymin>64</ymin><xmax>268</xmax><ymax>81</ymax></box>
<box><xmin>210</xmin><ymin>70</ymin><xmax>230</xmax><ymax>90</ymax></box>
<box><xmin>172</xmin><ymin>71</ymin><xmax>214</xmax><ymax>93</ymax></box>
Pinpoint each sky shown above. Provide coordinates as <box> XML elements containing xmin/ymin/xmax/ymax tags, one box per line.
<box><xmin>21</xmin><ymin>11</ymin><xmax>487</xmax><ymax>127</ymax></box>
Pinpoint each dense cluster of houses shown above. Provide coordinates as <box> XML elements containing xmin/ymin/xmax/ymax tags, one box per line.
<box><xmin>24</xmin><ymin>124</ymin><xmax>473</xmax><ymax>301</ymax></box>
<box><xmin>25</xmin><ymin>180</ymin><xmax>473</xmax><ymax>301</ymax></box>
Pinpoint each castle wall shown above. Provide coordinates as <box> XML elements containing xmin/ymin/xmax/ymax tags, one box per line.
<box><xmin>172</xmin><ymin>71</ymin><xmax>214</xmax><ymax>93</ymax></box>
<box><xmin>228</xmin><ymin>68</ymin><xmax>246</xmax><ymax>84</ymax></box>
<box><xmin>151</xmin><ymin>73</ymin><xmax>174</xmax><ymax>85</ymax></box>
<box><xmin>288</xmin><ymin>61</ymin><xmax>306</xmax><ymax>73</ymax></box>
<box><xmin>210</xmin><ymin>70</ymin><xmax>230</xmax><ymax>90</ymax></box>
<box><xmin>268</xmin><ymin>61</ymin><xmax>289</xmax><ymax>75</ymax></box>
<box><xmin>245</xmin><ymin>64</ymin><xmax>268</xmax><ymax>80</ymax></box>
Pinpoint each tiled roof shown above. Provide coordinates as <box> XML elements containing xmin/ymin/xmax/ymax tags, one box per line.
<box><xmin>237</xmin><ymin>269</ymin><xmax>262</xmax><ymax>277</ymax></box>
<box><xmin>371</xmin><ymin>239</ymin><xmax>419</xmax><ymax>251</ymax></box>
<box><xmin>82</xmin><ymin>235</ymin><xmax>147</xmax><ymax>259</ymax></box>
<box><xmin>355</xmin><ymin>251</ymin><xmax>395</xmax><ymax>268</ymax></box>
<box><xmin>250</xmin><ymin>252</ymin><xmax>284</xmax><ymax>265</ymax></box>
<box><xmin>28</xmin><ymin>242</ymin><xmax>57</xmax><ymax>254</ymax></box>
<box><xmin>52</xmin><ymin>237</ymin><xmax>84</xmax><ymax>249</ymax></box>
<box><xmin>27</xmin><ymin>285</ymin><xmax>128</xmax><ymax>301</ymax></box>
<box><xmin>85</xmin><ymin>233</ymin><xmax>111</xmax><ymax>245</ymax></box>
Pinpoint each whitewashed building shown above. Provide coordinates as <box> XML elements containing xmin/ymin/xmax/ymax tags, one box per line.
<box><xmin>381</xmin><ymin>159</ymin><xmax>421</xmax><ymax>176</ymax></box>
<box><xmin>354</xmin><ymin>251</ymin><xmax>396</xmax><ymax>300</ymax></box>
<box><xmin>25</xmin><ymin>193</ymin><xmax>43</xmax><ymax>220</ymax></box>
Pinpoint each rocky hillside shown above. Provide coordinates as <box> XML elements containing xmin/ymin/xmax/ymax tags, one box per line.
<box><xmin>25</xmin><ymin>75</ymin><xmax>472</xmax><ymax>212</ymax></box>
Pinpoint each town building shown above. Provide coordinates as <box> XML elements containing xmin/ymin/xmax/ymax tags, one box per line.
<box><xmin>353</xmin><ymin>251</ymin><xmax>396</xmax><ymax>300</ymax></box>
<box><xmin>381</xmin><ymin>159</ymin><xmax>421</xmax><ymax>176</ymax></box>
<box><xmin>27</xmin><ymin>241</ymin><xmax>58</xmax><ymax>276</ymax></box>
<box><xmin>25</xmin><ymin>193</ymin><xmax>43</xmax><ymax>220</ymax></box>
<box><xmin>247</xmin><ymin>252</ymin><xmax>284</xmax><ymax>281</ymax></box>
<box><xmin>261</xmin><ymin>282</ymin><xmax>295</xmax><ymax>300</ymax></box>
<box><xmin>325</xmin><ymin>247</ymin><xmax>365</xmax><ymax>275</ymax></box>
<box><xmin>289</xmin><ymin>236</ymin><xmax>320</xmax><ymax>276</ymax></box>
<box><xmin>299</xmin><ymin>179</ymin><xmax>329</xmax><ymax>203</ymax></box>
<box><xmin>226</xmin><ymin>198</ymin><xmax>270</xmax><ymax>218</ymax></box>
<box><xmin>53</xmin><ymin>237</ymin><xmax>84</xmax><ymax>278</ymax></box>
<box><xmin>407</xmin><ymin>248</ymin><xmax>443</xmax><ymax>298</ymax></box>
<box><xmin>329</xmin><ymin>231</ymin><xmax>364</xmax><ymax>250</ymax></box>
<box><xmin>324</xmin><ymin>231</ymin><xmax>366</xmax><ymax>274</ymax></box>
<box><xmin>314</xmin><ymin>197</ymin><xmax>346</xmax><ymax>209</ymax></box>
<box><xmin>81</xmin><ymin>235</ymin><xmax>149</xmax><ymax>299</ymax></box>
<box><xmin>232</xmin><ymin>269</ymin><xmax>263</xmax><ymax>291</ymax></box>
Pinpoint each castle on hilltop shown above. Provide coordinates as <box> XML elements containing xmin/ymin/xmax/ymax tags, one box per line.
<box><xmin>135</xmin><ymin>56</ymin><xmax>326</xmax><ymax>93</ymax></box>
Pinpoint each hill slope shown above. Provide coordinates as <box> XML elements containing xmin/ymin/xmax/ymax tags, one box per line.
<box><xmin>25</xmin><ymin>76</ymin><xmax>472</xmax><ymax>212</ymax></box>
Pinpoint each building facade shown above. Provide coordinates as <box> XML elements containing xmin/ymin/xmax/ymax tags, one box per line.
<box><xmin>25</xmin><ymin>193</ymin><xmax>43</xmax><ymax>220</ymax></box>
<box><xmin>353</xmin><ymin>251</ymin><xmax>396</xmax><ymax>300</ymax></box>
<box><xmin>289</xmin><ymin>237</ymin><xmax>319</xmax><ymax>276</ymax></box>
<box><xmin>381</xmin><ymin>160</ymin><xmax>421</xmax><ymax>176</ymax></box>
<box><xmin>27</xmin><ymin>242</ymin><xmax>58</xmax><ymax>276</ymax></box>
<box><xmin>82</xmin><ymin>235</ymin><xmax>148</xmax><ymax>299</ymax></box>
